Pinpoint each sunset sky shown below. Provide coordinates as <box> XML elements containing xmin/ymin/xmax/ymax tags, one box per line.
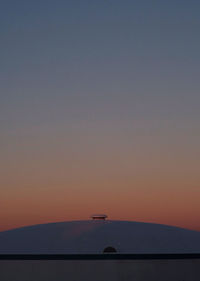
<box><xmin>1</xmin><ymin>0</ymin><xmax>200</xmax><ymax>232</ymax></box>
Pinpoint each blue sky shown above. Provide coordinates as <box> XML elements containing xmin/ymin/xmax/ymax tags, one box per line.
<box><xmin>0</xmin><ymin>0</ymin><xmax>200</xmax><ymax>230</ymax></box>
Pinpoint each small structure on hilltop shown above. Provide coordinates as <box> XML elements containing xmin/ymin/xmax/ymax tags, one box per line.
<box><xmin>91</xmin><ymin>214</ymin><xmax>108</xmax><ymax>220</ymax></box>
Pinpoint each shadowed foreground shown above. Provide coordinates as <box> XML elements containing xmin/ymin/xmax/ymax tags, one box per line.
<box><xmin>0</xmin><ymin>255</ymin><xmax>200</xmax><ymax>281</ymax></box>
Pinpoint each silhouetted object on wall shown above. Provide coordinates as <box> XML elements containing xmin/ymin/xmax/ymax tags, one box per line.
<box><xmin>103</xmin><ymin>246</ymin><xmax>117</xmax><ymax>253</ymax></box>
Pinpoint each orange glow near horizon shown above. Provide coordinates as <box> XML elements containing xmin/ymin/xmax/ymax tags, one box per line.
<box><xmin>1</xmin><ymin>180</ymin><xmax>200</xmax><ymax>232</ymax></box>
<box><xmin>1</xmin><ymin>131</ymin><xmax>200</xmax><ymax>233</ymax></box>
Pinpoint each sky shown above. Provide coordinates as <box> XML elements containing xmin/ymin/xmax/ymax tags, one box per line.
<box><xmin>0</xmin><ymin>0</ymin><xmax>200</xmax><ymax>232</ymax></box>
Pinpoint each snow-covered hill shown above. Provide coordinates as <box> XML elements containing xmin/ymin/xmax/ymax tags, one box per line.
<box><xmin>0</xmin><ymin>220</ymin><xmax>200</xmax><ymax>254</ymax></box>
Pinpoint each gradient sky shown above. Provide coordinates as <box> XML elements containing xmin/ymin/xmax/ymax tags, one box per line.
<box><xmin>1</xmin><ymin>0</ymin><xmax>200</xmax><ymax>232</ymax></box>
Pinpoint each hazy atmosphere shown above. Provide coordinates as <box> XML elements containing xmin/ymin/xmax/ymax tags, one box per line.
<box><xmin>1</xmin><ymin>0</ymin><xmax>200</xmax><ymax>231</ymax></box>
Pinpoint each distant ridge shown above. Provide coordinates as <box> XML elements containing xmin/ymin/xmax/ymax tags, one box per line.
<box><xmin>0</xmin><ymin>220</ymin><xmax>200</xmax><ymax>254</ymax></box>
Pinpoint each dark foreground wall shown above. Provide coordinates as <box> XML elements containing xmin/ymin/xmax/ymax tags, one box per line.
<box><xmin>0</xmin><ymin>254</ymin><xmax>200</xmax><ymax>281</ymax></box>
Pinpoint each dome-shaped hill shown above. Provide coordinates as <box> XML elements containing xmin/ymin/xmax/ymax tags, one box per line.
<box><xmin>0</xmin><ymin>220</ymin><xmax>200</xmax><ymax>254</ymax></box>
